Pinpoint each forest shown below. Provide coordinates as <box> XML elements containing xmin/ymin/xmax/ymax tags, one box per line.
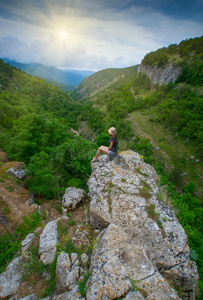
<box><xmin>0</xmin><ymin>36</ymin><xmax>203</xmax><ymax>297</ymax></box>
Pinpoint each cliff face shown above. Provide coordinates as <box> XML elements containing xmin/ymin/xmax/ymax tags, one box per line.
<box><xmin>87</xmin><ymin>151</ymin><xmax>198</xmax><ymax>299</ymax></box>
<box><xmin>138</xmin><ymin>63</ymin><xmax>182</xmax><ymax>86</ymax></box>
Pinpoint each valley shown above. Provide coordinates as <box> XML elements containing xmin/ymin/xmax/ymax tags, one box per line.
<box><xmin>0</xmin><ymin>35</ymin><xmax>202</xmax><ymax>299</ymax></box>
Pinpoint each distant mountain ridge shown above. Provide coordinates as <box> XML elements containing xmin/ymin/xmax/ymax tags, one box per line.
<box><xmin>2</xmin><ymin>59</ymin><xmax>95</xmax><ymax>92</ymax></box>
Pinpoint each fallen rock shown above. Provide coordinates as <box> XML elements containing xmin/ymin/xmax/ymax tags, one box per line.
<box><xmin>21</xmin><ymin>233</ymin><xmax>35</xmax><ymax>252</ymax></box>
<box><xmin>62</xmin><ymin>187</ymin><xmax>86</xmax><ymax>209</ymax></box>
<box><xmin>0</xmin><ymin>256</ymin><xmax>23</xmax><ymax>298</ymax></box>
<box><xmin>6</xmin><ymin>165</ymin><xmax>26</xmax><ymax>179</ymax></box>
<box><xmin>38</xmin><ymin>220</ymin><xmax>58</xmax><ymax>264</ymax></box>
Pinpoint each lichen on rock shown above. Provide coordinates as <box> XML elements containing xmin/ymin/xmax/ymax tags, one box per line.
<box><xmin>87</xmin><ymin>150</ymin><xmax>199</xmax><ymax>299</ymax></box>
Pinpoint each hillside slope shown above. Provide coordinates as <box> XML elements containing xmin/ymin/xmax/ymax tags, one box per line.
<box><xmin>70</xmin><ymin>65</ymin><xmax>138</xmax><ymax>100</ymax></box>
<box><xmin>2</xmin><ymin>59</ymin><xmax>89</xmax><ymax>92</ymax></box>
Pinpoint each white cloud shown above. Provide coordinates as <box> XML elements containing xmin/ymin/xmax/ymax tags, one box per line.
<box><xmin>0</xmin><ymin>1</ymin><xmax>202</xmax><ymax>71</ymax></box>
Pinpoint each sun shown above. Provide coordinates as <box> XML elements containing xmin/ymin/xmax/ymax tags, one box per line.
<box><xmin>58</xmin><ymin>30</ymin><xmax>68</xmax><ymax>41</ymax></box>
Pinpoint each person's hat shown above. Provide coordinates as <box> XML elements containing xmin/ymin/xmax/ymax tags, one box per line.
<box><xmin>108</xmin><ymin>127</ymin><xmax>116</xmax><ymax>135</ymax></box>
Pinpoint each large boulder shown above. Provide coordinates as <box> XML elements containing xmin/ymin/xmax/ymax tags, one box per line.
<box><xmin>38</xmin><ymin>220</ymin><xmax>58</xmax><ymax>264</ymax></box>
<box><xmin>0</xmin><ymin>256</ymin><xmax>23</xmax><ymax>298</ymax></box>
<box><xmin>62</xmin><ymin>187</ymin><xmax>86</xmax><ymax>210</ymax></box>
<box><xmin>87</xmin><ymin>151</ymin><xmax>199</xmax><ymax>299</ymax></box>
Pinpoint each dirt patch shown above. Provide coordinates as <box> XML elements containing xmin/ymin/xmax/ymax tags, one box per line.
<box><xmin>0</xmin><ymin>152</ymin><xmax>39</xmax><ymax>235</ymax></box>
<box><xmin>0</xmin><ymin>150</ymin><xmax>8</xmax><ymax>162</ymax></box>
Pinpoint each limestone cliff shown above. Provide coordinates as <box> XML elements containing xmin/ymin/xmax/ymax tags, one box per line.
<box><xmin>87</xmin><ymin>151</ymin><xmax>198</xmax><ymax>299</ymax></box>
<box><xmin>138</xmin><ymin>63</ymin><xmax>182</xmax><ymax>86</ymax></box>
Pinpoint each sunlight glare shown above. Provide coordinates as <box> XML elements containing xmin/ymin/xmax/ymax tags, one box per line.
<box><xmin>58</xmin><ymin>30</ymin><xmax>68</xmax><ymax>41</ymax></box>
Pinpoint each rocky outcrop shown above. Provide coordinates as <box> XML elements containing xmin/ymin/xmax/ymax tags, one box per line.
<box><xmin>0</xmin><ymin>151</ymin><xmax>199</xmax><ymax>299</ymax></box>
<box><xmin>87</xmin><ymin>151</ymin><xmax>199</xmax><ymax>299</ymax></box>
<box><xmin>0</xmin><ymin>256</ymin><xmax>23</xmax><ymax>298</ymax></box>
<box><xmin>87</xmin><ymin>224</ymin><xmax>180</xmax><ymax>300</ymax></box>
<box><xmin>62</xmin><ymin>187</ymin><xmax>86</xmax><ymax>210</ymax></box>
<box><xmin>138</xmin><ymin>63</ymin><xmax>182</xmax><ymax>86</ymax></box>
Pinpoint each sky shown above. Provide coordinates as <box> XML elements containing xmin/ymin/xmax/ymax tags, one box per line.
<box><xmin>0</xmin><ymin>0</ymin><xmax>202</xmax><ymax>71</ymax></box>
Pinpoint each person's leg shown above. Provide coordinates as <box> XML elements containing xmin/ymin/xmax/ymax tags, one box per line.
<box><xmin>91</xmin><ymin>146</ymin><xmax>109</xmax><ymax>162</ymax></box>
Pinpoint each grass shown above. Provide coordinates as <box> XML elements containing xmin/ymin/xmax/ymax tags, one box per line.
<box><xmin>68</xmin><ymin>219</ymin><xmax>76</xmax><ymax>225</ymax></box>
<box><xmin>78</xmin><ymin>271</ymin><xmax>91</xmax><ymax>296</ymax></box>
<box><xmin>145</xmin><ymin>204</ymin><xmax>165</xmax><ymax>237</ymax></box>
<box><xmin>128</xmin><ymin>110</ymin><xmax>203</xmax><ymax>198</ymax></box>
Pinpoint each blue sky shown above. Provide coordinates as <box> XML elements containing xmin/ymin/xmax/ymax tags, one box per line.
<box><xmin>0</xmin><ymin>0</ymin><xmax>202</xmax><ymax>70</ymax></box>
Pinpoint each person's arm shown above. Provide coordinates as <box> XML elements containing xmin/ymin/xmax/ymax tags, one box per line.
<box><xmin>108</xmin><ymin>140</ymin><xmax>114</xmax><ymax>150</ymax></box>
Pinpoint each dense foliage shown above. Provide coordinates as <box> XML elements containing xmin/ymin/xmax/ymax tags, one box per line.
<box><xmin>0</xmin><ymin>59</ymin><xmax>97</xmax><ymax>198</ymax></box>
<box><xmin>142</xmin><ymin>36</ymin><xmax>203</xmax><ymax>68</ymax></box>
<box><xmin>139</xmin><ymin>84</ymin><xmax>203</xmax><ymax>157</ymax></box>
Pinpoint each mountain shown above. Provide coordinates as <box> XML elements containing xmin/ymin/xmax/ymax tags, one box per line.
<box><xmin>72</xmin><ymin>36</ymin><xmax>203</xmax><ymax>101</ymax></box>
<box><xmin>2</xmin><ymin>59</ymin><xmax>93</xmax><ymax>92</ymax></box>
<box><xmin>70</xmin><ymin>65</ymin><xmax>138</xmax><ymax>100</ymax></box>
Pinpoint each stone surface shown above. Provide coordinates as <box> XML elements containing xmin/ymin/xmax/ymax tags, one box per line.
<box><xmin>137</xmin><ymin>63</ymin><xmax>182</xmax><ymax>86</ymax></box>
<box><xmin>87</xmin><ymin>150</ymin><xmax>199</xmax><ymax>299</ymax></box>
<box><xmin>38</xmin><ymin>220</ymin><xmax>58</xmax><ymax>264</ymax></box>
<box><xmin>21</xmin><ymin>233</ymin><xmax>35</xmax><ymax>252</ymax></box>
<box><xmin>81</xmin><ymin>253</ymin><xmax>89</xmax><ymax>269</ymax></box>
<box><xmin>62</xmin><ymin>187</ymin><xmax>86</xmax><ymax>209</ymax></box>
<box><xmin>19</xmin><ymin>294</ymin><xmax>37</xmax><ymax>300</ymax></box>
<box><xmin>0</xmin><ymin>256</ymin><xmax>23</xmax><ymax>298</ymax></box>
<box><xmin>6</xmin><ymin>165</ymin><xmax>26</xmax><ymax>179</ymax></box>
<box><xmin>123</xmin><ymin>291</ymin><xmax>145</xmax><ymax>300</ymax></box>
<box><xmin>56</xmin><ymin>252</ymin><xmax>71</xmax><ymax>292</ymax></box>
<box><xmin>86</xmin><ymin>224</ymin><xmax>180</xmax><ymax>300</ymax></box>
<box><xmin>52</xmin><ymin>285</ymin><xmax>85</xmax><ymax>300</ymax></box>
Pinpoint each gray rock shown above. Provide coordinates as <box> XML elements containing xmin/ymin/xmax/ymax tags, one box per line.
<box><xmin>21</xmin><ymin>233</ymin><xmax>35</xmax><ymax>252</ymax></box>
<box><xmin>38</xmin><ymin>220</ymin><xmax>58</xmax><ymax>264</ymax></box>
<box><xmin>66</xmin><ymin>266</ymin><xmax>80</xmax><ymax>290</ymax></box>
<box><xmin>0</xmin><ymin>256</ymin><xmax>23</xmax><ymax>298</ymax></box>
<box><xmin>62</xmin><ymin>187</ymin><xmax>86</xmax><ymax>209</ymax></box>
<box><xmin>123</xmin><ymin>291</ymin><xmax>145</xmax><ymax>300</ymax></box>
<box><xmin>39</xmin><ymin>297</ymin><xmax>51</xmax><ymax>300</ymax></box>
<box><xmin>19</xmin><ymin>294</ymin><xmax>37</xmax><ymax>300</ymax></box>
<box><xmin>81</xmin><ymin>253</ymin><xmax>89</xmax><ymax>269</ymax></box>
<box><xmin>71</xmin><ymin>253</ymin><xmax>78</xmax><ymax>265</ymax></box>
<box><xmin>6</xmin><ymin>166</ymin><xmax>26</xmax><ymax>179</ymax></box>
<box><xmin>86</xmin><ymin>224</ymin><xmax>179</xmax><ymax>300</ymax></box>
<box><xmin>52</xmin><ymin>285</ymin><xmax>85</xmax><ymax>300</ymax></box>
<box><xmin>87</xmin><ymin>150</ymin><xmax>198</xmax><ymax>299</ymax></box>
<box><xmin>56</xmin><ymin>252</ymin><xmax>71</xmax><ymax>291</ymax></box>
<box><xmin>137</xmin><ymin>63</ymin><xmax>182</xmax><ymax>86</ymax></box>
